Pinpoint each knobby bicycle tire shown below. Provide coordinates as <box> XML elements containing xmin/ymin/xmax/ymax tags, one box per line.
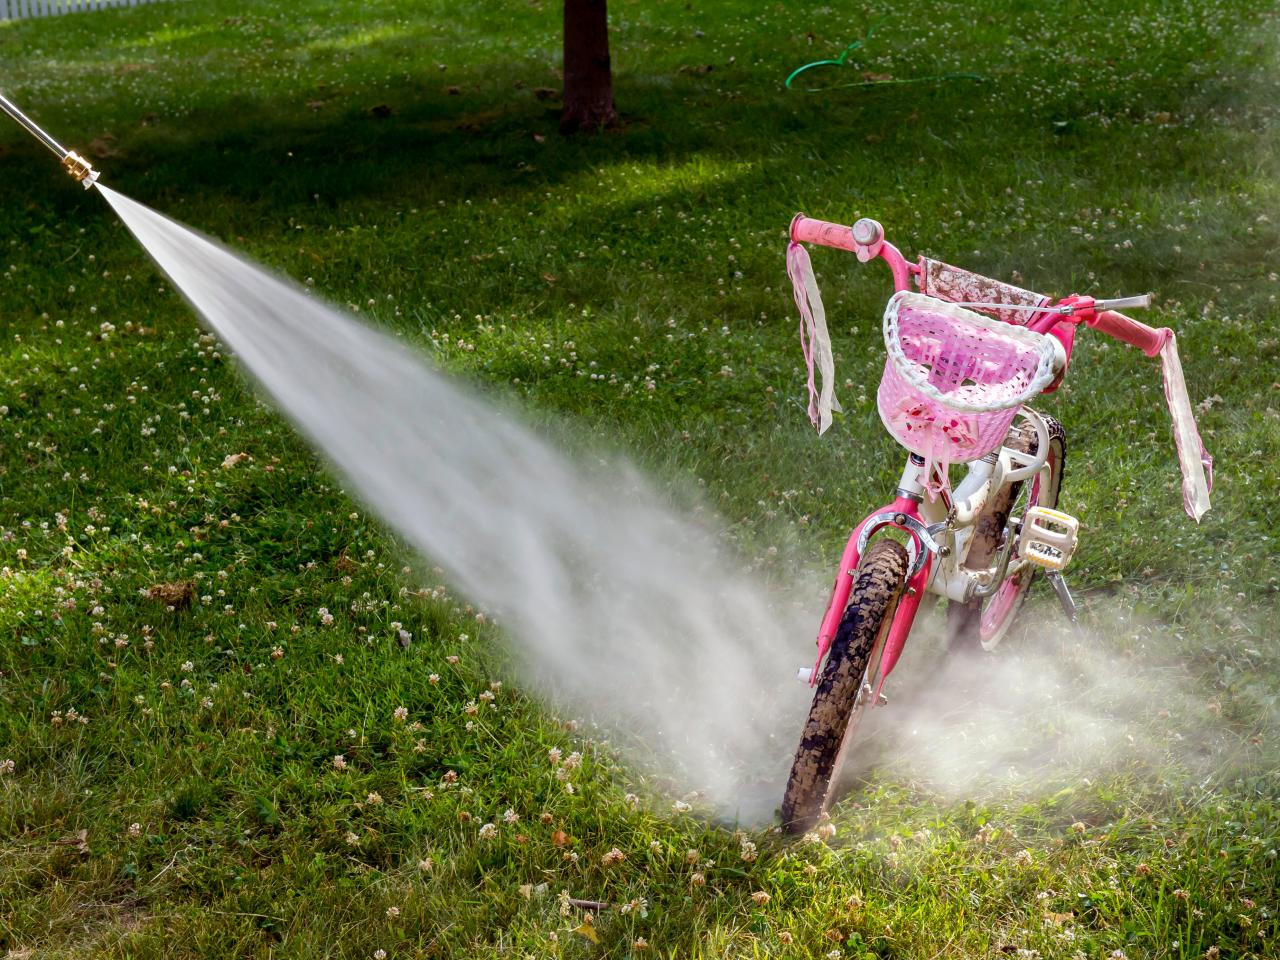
<box><xmin>781</xmin><ymin>538</ymin><xmax>909</xmax><ymax>834</ymax></box>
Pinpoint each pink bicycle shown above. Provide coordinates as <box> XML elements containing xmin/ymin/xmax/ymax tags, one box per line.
<box><xmin>779</xmin><ymin>214</ymin><xmax>1214</xmax><ymax>833</ymax></box>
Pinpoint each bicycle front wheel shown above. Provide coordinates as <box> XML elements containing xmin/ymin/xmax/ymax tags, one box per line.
<box><xmin>781</xmin><ymin>539</ymin><xmax>909</xmax><ymax>834</ymax></box>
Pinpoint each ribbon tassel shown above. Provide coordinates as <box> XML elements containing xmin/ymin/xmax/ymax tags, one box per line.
<box><xmin>1158</xmin><ymin>333</ymin><xmax>1213</xmax><ymax>521</ymax></box>
<box><xmin>787</xmin><ymin>241</ymin><xmax>842</xmax><ymax>434</ymax></box>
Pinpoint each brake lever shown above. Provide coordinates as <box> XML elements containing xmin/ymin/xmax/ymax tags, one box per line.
<box><xmin>1093</xmin><ymin>294</ymin><xmax>1153</xmax><ymax>311</ymax></box>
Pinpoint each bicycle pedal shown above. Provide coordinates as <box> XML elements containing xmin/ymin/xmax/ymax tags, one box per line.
<box><xmin>1018</xmin><ymin>506</ymin><xmax>1079</xmax><ymax>571</ymax></box>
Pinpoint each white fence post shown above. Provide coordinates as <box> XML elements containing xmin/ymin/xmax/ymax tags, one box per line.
<box><xmin>3</xmin><ymin>0</ymin><xmax>174</xmax><ymax>16</ymax></box>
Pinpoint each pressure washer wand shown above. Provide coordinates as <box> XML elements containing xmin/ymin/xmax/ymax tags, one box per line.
<box><xmin>0</xmin><ymin>91</ymin><xmax>99</xmax><ymax>189</ymax></box>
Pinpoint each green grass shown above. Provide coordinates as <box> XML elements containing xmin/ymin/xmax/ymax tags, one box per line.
<box><xmin>1</xmin><ymin>0</ymin><xmax>1278</xmax><ymax>956</ymax></box>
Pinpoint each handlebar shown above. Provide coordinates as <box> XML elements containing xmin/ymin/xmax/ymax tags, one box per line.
<box><xmin>791</xmin><ymin>212</ymin><xmax>1173</xmax><ymax>357</ymax></box>
<box><xmin>1093</xmin><ymin>294</ymin><xmax>1152</xmax><ymax>311</ymax></box>
<box><xmin>1088</xmin><ymin>309</ymin><xmax>1170</xmax><ymax>357</ymax></box>
<box><xmin>790</xmin><ymin>214</ymin><xmax>865</xmax><ymax>252</ymax></box>
<box><xmin>790</xmin><ymin>213</ymin><xmax>914</xmax><ymax>291</ymax></box>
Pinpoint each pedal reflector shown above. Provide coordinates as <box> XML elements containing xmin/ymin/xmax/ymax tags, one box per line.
<box><xmin>1019</xmin><ymin>506</ymin><xmax>1079</xmax><ymax>571</ymax></box>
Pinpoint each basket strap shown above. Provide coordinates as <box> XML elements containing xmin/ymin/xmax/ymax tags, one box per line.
<box><xmin>922</xmin><ymin>455</ymin><xmax>951</xmax><ymax>502</ymax></box>
<box><xmin>787</xmin><ymin>241</ymin><xmax>842</xmax><ymax>433</ymax></box>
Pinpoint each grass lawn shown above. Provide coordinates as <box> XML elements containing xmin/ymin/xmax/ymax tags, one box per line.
<box><xmin>1</xmin><ymin>0</ymin><xmax>1278</xmax><ymax>957</ymax></box>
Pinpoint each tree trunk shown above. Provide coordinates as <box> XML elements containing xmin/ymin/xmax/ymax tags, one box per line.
<box><xmin>561</xmin><ymin>0</ymin><xmax>617</xmax><ymax>134</ymax></box>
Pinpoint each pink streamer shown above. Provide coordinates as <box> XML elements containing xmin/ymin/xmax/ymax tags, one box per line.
<box><xmin>787</xmin><ymin>241</ymin><xmax>841</xmax><ymax>433</ymax></box>
<box><xmin>1158</xmin><ymin>334</ymin><xmax>1214</xmax><ymax>521</ymax></box>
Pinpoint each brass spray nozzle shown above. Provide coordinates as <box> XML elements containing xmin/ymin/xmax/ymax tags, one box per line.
<box><xmin>61</xmin><ymin>151</ymin><xmax>100</xmax><ymax>189</ymax></box>
<box><xmin>0</xmin><ymin>91</ymin><xmax>102</xmax><ymax>190</ymax></box>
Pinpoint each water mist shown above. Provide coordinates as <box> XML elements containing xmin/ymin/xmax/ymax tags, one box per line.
<box><xmin>95</xmin><ymin>185</ymin><xmax>812</xmax><ymax>820</ymax></box>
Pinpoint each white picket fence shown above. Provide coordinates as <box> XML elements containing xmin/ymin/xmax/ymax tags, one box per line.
<box><xmin>0</xmin><ymin>0</ymin><xmax>170</xmax><ymax>18</ymax></box>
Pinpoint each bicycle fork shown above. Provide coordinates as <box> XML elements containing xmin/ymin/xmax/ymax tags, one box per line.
<box><xmin>798</xmin><ymin>489</ymin><xmax>935</xmax><ymax>697</ymax></box>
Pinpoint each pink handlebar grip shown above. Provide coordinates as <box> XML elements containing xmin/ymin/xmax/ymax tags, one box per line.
<box><xmin>790</xmin><ymin>214</ymin><xmax>857</xmax><ymax>252</ymax></box>
<box><xmin>1089</xmin><ymin>310</ymin><xmax>1171</xmax><ymax>358</ymax></box>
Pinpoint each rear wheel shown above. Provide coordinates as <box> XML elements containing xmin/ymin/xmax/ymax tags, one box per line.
<box><xmin>947</xmin><ymin>414</ymin><xmax>1067</xmax><ymax>652</ymax></box>
<box><xmin>781</xmin><ymin>539</ymin><xmax>909</xmax><ymax>834</ymax></box>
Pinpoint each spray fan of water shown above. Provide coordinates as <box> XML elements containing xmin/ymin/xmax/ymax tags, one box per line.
<box><xmin>95</xmin><ymin>185</ymin><xmax>812</xmax><ymax>819</ymax></box>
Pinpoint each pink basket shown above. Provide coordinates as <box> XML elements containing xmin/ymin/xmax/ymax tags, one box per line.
<box><xmin>877</xmin><ymin>292</ymin><xmax>1060</xmax><ymax>463</ymax></box>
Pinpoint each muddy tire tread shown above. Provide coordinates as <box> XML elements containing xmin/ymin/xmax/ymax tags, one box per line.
<box><xmin>781</xmin><ymin>539</ymin><xmax>909</xmax><ymax>834</ymax></box>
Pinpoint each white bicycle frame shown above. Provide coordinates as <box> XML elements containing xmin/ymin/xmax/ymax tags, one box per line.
<box><xmin>907</xmin><ymin>407</ymin><xmax>1055</xmax><ymax>604</ymax></box>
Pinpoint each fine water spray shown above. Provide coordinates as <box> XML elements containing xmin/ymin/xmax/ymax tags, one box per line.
<box><xmin>0</xmin><ymin>91</ymin><xmax>100</xmax><ymax>188</ymax></box>
<box><xmin>0</xmin><ymin>89</ymin><xmax>812</xmax><ymax>819</ymax></box>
